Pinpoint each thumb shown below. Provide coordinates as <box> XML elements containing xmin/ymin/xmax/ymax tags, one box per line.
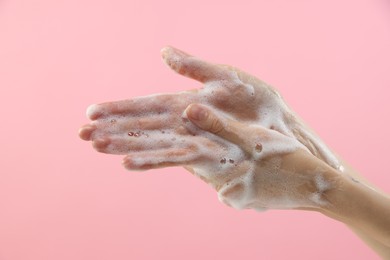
<box><xmin>185</xmin><ymin>104</ymin><xmax>225</xmax><ymax>135</ymax></box>
<box><xmin>185</xmin><ymin>104</ymin><xmax>264</xmax><ymax>153</ymax></box>
<box><xmin>184</xmin><ymin>104</ymin><xmax>252</xmax><ymax>153</ymax></box>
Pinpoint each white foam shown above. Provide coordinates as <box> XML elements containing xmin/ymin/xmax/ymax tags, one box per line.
<box><xmin>86</xmin><ymin>104</ymin><xmax>98</xmax><ymax>118</ymax></box>
<box><xmin>308</xmin><ymin>173</ymin><xmax>332</xmax><ymax>206</ymax></box>
<box><xmin>230</xmin><ymin>70</ymin><xmax>255</xmax><ymax>96</ymax></box>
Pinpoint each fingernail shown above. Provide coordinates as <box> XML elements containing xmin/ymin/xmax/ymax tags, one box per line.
<box><xmin>188</xmin><ymin>105</ymin><xmax>208</xmax><ymax>121</ymax></box>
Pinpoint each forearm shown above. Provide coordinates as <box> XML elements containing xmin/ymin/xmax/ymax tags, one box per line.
<box><xmin>289</xmin><ymin>115</ymin><xmax>390</xmax><ymax>256</ymax></box>
<box><xmin>319</xmin><ymin>165</ymin><xmax>390</xmax><ymax>254</ymax></box>
<box><xmin>348</xmin><ymin>225</ymin><xmax>390</xmax><ymax>259</ymax></box>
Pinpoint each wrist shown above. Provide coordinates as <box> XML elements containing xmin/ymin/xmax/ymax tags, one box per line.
<box><xmin>319</xmin><ymin>168</ymin><xmax>382</xmax><ymax>224</ymax></box>
<box><xmin>262</xmin><ymin>149</ymin><xmax>345</xmax><ymax>211</ymax></box>
<box><xmin>315</xmin><ymin>168</ymin><xmax>352</xmax><ymax>218</ymax></box>
<box><xmin>319</xmin><ymin>169</ymin><xmax>390</xmax><ymax>246</ymax></box>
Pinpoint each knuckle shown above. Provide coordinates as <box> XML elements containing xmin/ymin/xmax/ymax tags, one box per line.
<box><xmin>176</xmin><ymin>125</ymin><xmax>190</xmax><ymax>135</ymax></box>
<box><xmin>176</xmin><ymin>59</ymin><xmax>190</xmax><ymax>75</ymax></box>
<box><xmin>186</xmin><ymin>143</ymin><xmax>198</xmax><ymax>151</ymax></box>
<box><xmin>137</xmin><ymin>118</ymin><xmax>148</xmax><ymax>128</ymax></box>
<box><xmin>209</xmin><ymin>118</ymin><xmax>224</xmax><ymax>134</ymax></box>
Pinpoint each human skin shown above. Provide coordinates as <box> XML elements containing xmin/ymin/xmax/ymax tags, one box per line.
<box><xmin>79</xmin><ymin>46</ymin><xmax>390</xmax><ymax>258</ymax></box>
<box><xmin>183</xmin><ymin>103</ymin><xmax>390</xmax><ymax>258</ymax></box>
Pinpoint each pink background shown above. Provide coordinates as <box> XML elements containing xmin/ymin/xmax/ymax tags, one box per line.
<box><xmin>0</xmin><ymin>0</ymin><xmax>389</xmax><ymax>259</ymax></box>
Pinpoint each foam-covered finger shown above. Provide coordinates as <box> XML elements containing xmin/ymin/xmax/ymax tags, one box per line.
<box><xmin>92</xmin><ymin>137</ymin><xmax>111</xmax><ymax>153</ymax></box>
<box><xmin>184</xmin><ymin>103</ymin><xmax>254</xmax><ymax>153</ymax></box>
<box><xmin>122</xmin><ymin>148</ymin><xmax>197</xmax><ymax>171</ymax></box>
<box><xmin>116</xmin><ymin>114</ymin><xmax>175</xmax><ymax>132</ymax></box>
<box><xmin>78</xmin><ymin>124</ymin><xmax>97</xmax><ymax>141</ymax></box>
<box><xmin>93</xmin><ymin>114</ymin><xmax>174</xmax><ymax>137</ymax></box>
<box><xmin>86</xmin><ymin>93</ymin><xmax>180</xmax><ymax>120</ymax></box>
<box><xmin>91</xmin><ymin>134</ymin><xmax>175</xmax><ymax>155</ymax></box>
<box><xmin>161</xmin><ymin>46</ymin><xmax>234</xmax><ymax>84</ymax></box>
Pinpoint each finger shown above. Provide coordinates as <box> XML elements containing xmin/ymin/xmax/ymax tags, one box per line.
<box><xmin>184</xmin><ymin>103</ymin><xmax>255</xmax><ymax>153</ymax></box>
<box><xmin>117</xmin><ymin>116</ymin><xmax>171</xmax><ymax>132</ymax></box>
<box><xmin>86</xmin><ymin>93</ymin><xmax>181</xmax><ymax>120</ymax></box>
<box><xmin>78</xmin><ymin>124</ymin><xmax>97</xmax><ymax>141</ymax></box>
<box><xmin>161</xmin><ymin>46</ymin><xmax>235</xmax><ymax>84</ymax></box>
<box><xmin>91</xmin><ymin>134</ymin><xmax>175</xmax><ymax>155</ymax></box>
<box><xmin>122</xmin><ymin>148</ymin><xmax>198</xmax><ymax>171</ymax></box>
<box><xmin>94</xmin><ymin>114</ymin><xmax>173</xmax><ymax>136</ymax></box>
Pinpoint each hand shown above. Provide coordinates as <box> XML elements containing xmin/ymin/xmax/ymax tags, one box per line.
<box><xmin>78</xmin><ymin>47</ymin><xmax>390</xmax><ymax>255</ymax></box>
<box><xmin>79</xmin><ymin>46</ymin><xmax>342</xmax><ymax>171</ymax></box>
<box><xmin>181</xmin><ymin>104</ymin><xmax>340</xmax><ymax>210</ymax></box>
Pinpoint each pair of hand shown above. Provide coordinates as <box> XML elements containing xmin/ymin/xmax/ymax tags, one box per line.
<box><xmin>79</xmin><ymin>46</ymin><xmax>343</xmax><ymax>211</ymax></box>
